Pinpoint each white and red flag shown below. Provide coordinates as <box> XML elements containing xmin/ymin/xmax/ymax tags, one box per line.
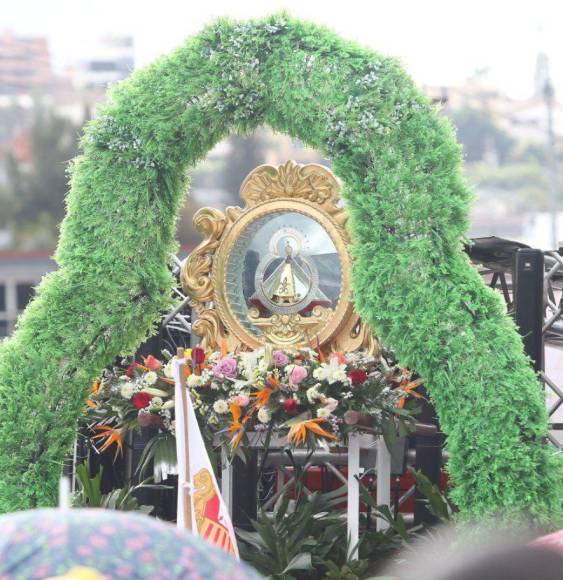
<box><xmin>173</xmin><ymin>353</ymin><xmax>239</xmax><ymax>559</ymax></box>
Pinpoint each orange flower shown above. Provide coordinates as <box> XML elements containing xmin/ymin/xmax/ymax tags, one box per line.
<box><xmin>228</xmin><ymin>403</ymin><xmax>253</xmax><ymax>451</ymax></box>
<box><xmin>397</xmin><ymin>378</ymin><xmax>425</xmax><ymax>408</ymax></box>
<box><xmin>266</xmin><ymin>374</ymin><xmax>280</xmax><ymax>390</ymax></box>
<box><xmin>91</xmin><ymin>425</ymin><xmax>124</xmax><ymax>462</ymax></box>
<box><xmin>287</xmin><ymin>418</ymin><xmax>337</xmax><ymax>445</ymax></box>
<box><xmin>90</xmin><ymin>379</ymin><xmax>101</xmax><ymax>395</ymax></box>
<box><xmin>330</xmin><ymin>351</ymin><xmax>346</xmax><ymax>365</ymax></box>
<box><xmin>228</xmin><ymin>403</ymin><xmax>242</xmax><ymax>434</ymax></box>
<box><xmin>85</xmin><ymin>399</ymin><xmax>97</xmax><ymax>410</ymax></box>
<box><xmin>253</xmin><ymin>387</ymin><xmax>273</xmax><ymax>408</ymax></box>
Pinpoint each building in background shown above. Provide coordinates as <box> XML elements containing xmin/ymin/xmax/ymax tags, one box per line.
<box><xmin>0</xmin><ymin>31</ymin><xmax>53</xmax><ymax>98</ymax></box>
<box><xmin>0</xmin><ymin>250</ymin><xmax>56</xmax><ymax>337</ymax></box>
<box><xmin>68</xmin><ymin>35</ymin><xmax>134</xmax><ymax>90</ymax></box>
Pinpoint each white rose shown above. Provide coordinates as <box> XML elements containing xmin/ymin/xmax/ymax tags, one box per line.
<box><xmin>257</xmin><ymin>407</ymin><xmax>271</xmax><ymax>424</ymax></box>
<box><xmin>317</xmin><ymin>407</ymin><xmax>331</xmax><ymax>419</ymax></box>
<box><xmin>144</xmin><ymin>371</ymin><xmax>158</xmax><ymax>385</ymax></box>
<box><xmin>213</xmin><ymin>400</ymin><xmax>229</xmax><ymax>414</ymax></box>
<box><xmin>120</xmin><ymin>382</ymin><xmax>134</xmax><ymax>399</ymax></box>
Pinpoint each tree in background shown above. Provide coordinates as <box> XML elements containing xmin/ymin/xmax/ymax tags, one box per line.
<box><xmin>450</xmin><ymin>107</ymin><xmax>514</xmax><ymax>164</ymax></box>
<box><xmin>3</xmin><ymin>104</ymin><xmax>81</xmax><ymax>249</ymax></box>
<box><xmin>447</xmin><ymin>105</ymin><xmax>563</xmax><ymax>212</ymax></box>
<box><xmin>219</xmin><ymin>131</ymin><xmax>265</xmax><ymax>196</ymax></box>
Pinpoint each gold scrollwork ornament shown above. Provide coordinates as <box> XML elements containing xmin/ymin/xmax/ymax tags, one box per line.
<box><xmin>181</xmin><ymin>160</ymin><xmax>378</xmax><ymax>356</ymax></box>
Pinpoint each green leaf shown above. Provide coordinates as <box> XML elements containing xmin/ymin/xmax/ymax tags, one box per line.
<box><xmin>409</xmin><ymin>468</ymin><xmax>452</xmax><ymax>521</ymax></box>
<box><xmin>282</xmin><ymin>553</ymin><xmax>312</xmax><ymax>573</ymax></box>
<box><xmin>380</xmin><ymin>417</ymin><xmax>397</xmax><ymax>454</ymax></box>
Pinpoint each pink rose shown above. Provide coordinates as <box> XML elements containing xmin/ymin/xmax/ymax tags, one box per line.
<box><xmin>273</xmin><ymin>350</ymin><xmax>289</xmax><ymax>367</ymax></box>
<box><xmin>325</xmin><ymin>397</ymin><xmax>338</xmax><ymax>412</ymax></box>
<box><xmin>289</xmin><ymin>365</ymin><xmax>307</xmax><ymax>386</ymax></box>
<box><xmin>235</xmin><ymin>393</ymin><xmax>250</xmax><ymax>407</ymax></box>
<box><xmin>212</xmin><ymin>357</ymin><xmax>237</xmax><ymax>378</ymax></box>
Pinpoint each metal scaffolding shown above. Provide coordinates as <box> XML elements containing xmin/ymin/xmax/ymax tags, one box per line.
<box><xmin>470</xmin><ymin>240</ymin><xmax>563</xmax><ymax>452</ymax></box>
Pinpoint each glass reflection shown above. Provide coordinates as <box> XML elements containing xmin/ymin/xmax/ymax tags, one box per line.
<box><xmin>226</xmin><ymin>212</ymin><xmax>342</xmax><ymax>335</ymax></box>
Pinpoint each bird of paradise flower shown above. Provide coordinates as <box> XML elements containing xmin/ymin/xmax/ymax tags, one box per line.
<box><xmin>284</xmin><ymin>414</ymin><xmax>337</xmax><ymax>446</ymax></box>
<box><xmin>91</xmin><ymin>424</ymin><xmax>125</xmax><ymax>462</ymax></box>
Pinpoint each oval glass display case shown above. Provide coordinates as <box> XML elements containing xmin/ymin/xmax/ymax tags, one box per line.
<box><xmin>181</xmin><ymin>161</ymin><xmax>377</xmax><ymax>354</ymax></box>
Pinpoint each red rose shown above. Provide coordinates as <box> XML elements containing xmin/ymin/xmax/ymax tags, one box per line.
<box><xmin>283</xmin><ymin>398</ymin><xmax>298</xmax><ymax>413</ymax></box>
<box><xmin>348</xmin><ymin>369</ymin><xmax>368</xmax><ymax>386</ymax></box>
<box><xmin>125</xmin><ymin>362</ymin><xmax>140</xmax><ymax>378</ymax></box>
<box><xmin>143</xmin><ymin>355</ymin><xmax>162</xmax><ymax>371</ymax></box>
<box><xmin>192</xmin><ymin>347</ymin><xmax>206</xmax><ymax>365</ymax></box>
<box><xmin>132</xmin><ymin>392</ymin><xmax>153</xmax><ymax>409</ymax></box>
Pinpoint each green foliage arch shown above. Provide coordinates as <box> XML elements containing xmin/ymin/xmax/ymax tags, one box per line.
<box><xmin>0</xmin><ymin>14</ymin><xmax>560</xmax><ymax>525</ymax></box>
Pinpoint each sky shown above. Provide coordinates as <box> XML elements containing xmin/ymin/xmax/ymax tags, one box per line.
<box><xmin>2</xmin><ymin>0</ymin><xmax>563</xmax><ymax>99</ymax></box>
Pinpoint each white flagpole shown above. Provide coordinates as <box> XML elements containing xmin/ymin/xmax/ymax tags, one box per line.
<box><xmin>175</xmin><ymin>347</ymin><xmax>193</xmax><ymax>531</ymax></box>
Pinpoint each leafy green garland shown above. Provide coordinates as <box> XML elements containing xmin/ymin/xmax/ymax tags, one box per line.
<box><xmin>0</xmin><ymin>13</ymin><xmax>559</xmax><ymax>525</ymax></box>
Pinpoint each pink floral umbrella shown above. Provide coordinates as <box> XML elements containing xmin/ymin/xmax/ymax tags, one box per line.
<box><xmin>0</xmin><ymin>508</ymin><xmax>261</xmax><ymax>579</ymax></box>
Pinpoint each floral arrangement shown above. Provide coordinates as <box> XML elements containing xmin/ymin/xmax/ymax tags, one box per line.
<box><xmin>84</xmin><ymin>354</ymin><xmax>177</xmax><ymax>461</ymax></box>
<box><xmin>85</xmin><ymin>346</ymin><xmax>418</xmax><ymax>461</ymax></box>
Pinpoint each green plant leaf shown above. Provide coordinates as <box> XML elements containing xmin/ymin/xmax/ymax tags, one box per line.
<box><xmin>282</xmin><ymin>552</ymin><xmax>312</xmax><ymax>573</ymax></box>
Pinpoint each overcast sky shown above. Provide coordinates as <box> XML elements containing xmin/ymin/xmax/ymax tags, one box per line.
<box><xmin>3</xmin><ymin>0</ymin><xmax>563</xmax><ymax>99</ymax></box>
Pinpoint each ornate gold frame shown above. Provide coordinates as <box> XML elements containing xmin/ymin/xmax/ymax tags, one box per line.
<box><xmin>180</xmin><ymin>161</ymin><xmax>378</xmax><ymax>354</ymax></box>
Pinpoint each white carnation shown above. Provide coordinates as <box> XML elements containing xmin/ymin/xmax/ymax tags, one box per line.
<box><xmin>332</xmin><ymin>369</ymin><xmax>348</xmax><ymax>383</ymax></box>
<box><xmin>150</xmin><ymin>397</ymin><xmax>163</xmax><ymax>409</ymax></box>
<box><xmin>257</xmin><ymin>407</ymin><xmax>271</xmax><ymax>424</ymax></box>
<box><xmin>306</xmin><ymin>386</ymin><xmax>321</xmax><ymax>403</ymax></box>
<box><xmin>144</xmin><ymin>371</ymin><xmax>158</xmax><ymax>385</ymax></box>
<box><xmin>313</xmin><ymin>367</ymin><xmax>327</xmax><ymax>381</ymax></box>
<box><xmin>213</xmin><ymin>400</ymin><xmax>229</xmax><ymax>414</ymax></box>
<box><xmin>120</xmin><ymin>382</ymin><xmax>134</xmax><ymax>399</ymax></box>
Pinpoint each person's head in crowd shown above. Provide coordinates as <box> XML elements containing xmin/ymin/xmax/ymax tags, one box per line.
<box><xmin>382</xmin><ymin>526</ymin><xmax>563</xmax><ymax>580</ymax></box>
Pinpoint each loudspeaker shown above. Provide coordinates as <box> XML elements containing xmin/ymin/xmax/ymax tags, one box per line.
<box><xmin>513</xmin><ymin>248</ymin><xmax>544</xmax><ymax>372</ymax></box>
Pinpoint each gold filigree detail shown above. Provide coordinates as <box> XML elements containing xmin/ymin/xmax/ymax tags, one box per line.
<box><xmin>181</xmin><ymin>208</ymin><xmax>227</xmax><ymax>304</ymax></box>
<box><xmin>240</xmin><ymin>160</ymin><xmax>341</xmax><ymax>211</ymax></box>
<box><xmin>180</xmin><ymin>161</ymin><xmax>379</xmax><ymax>356</ymax></box>
<box><xmin>248</xmin><ymin>306</ymin><xmax>331</xmax><ymax>347</ymax></box>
